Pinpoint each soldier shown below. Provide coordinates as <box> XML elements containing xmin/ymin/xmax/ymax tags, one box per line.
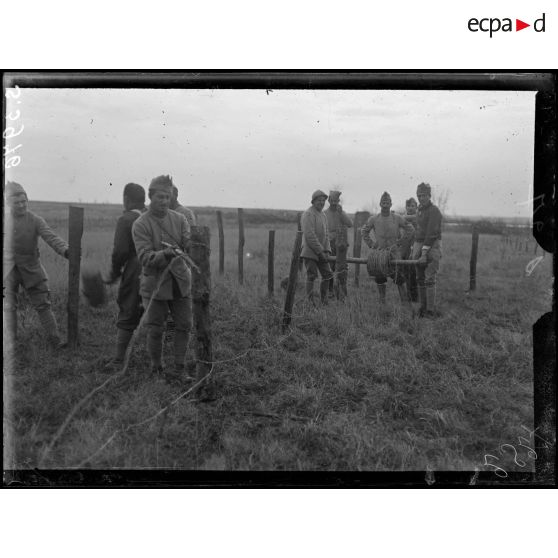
<box><xmin>412</xmin><ymin>183</ymin><xmax>443</xmax><ymax>317</ymax></box>
<box><xmin>301</xmin><ymin>189</ymin><xmax>333</xmax><ymax>305</ymax></box>
<box><xmin>400</xmin><ymin>197</ymin><xmax>418</xmax><ymax>302</ymax></box>
<box><xmin>170</xmin><ymin>185</ymin><xmax>196</xmax><ymax>227</ymax></box>
<box><xmin>361</xmin><ymin>191</ymin><xmax>414</xmax><ymax>305</ymax></box>
<box><xmin>324</xmin><ymin>190</ymin><xmax>353</xmax><ymax>298</ymax></box>
<box><xmin>3</xmin><ymin>181</ymin><xmax>69</xmax><ymax>348</ymax></box>
<box><xmin>103</xmin><ymin>183</ymin><xmax>146</xmax><ymax>367</ymax></box>
<box><xmin>132</xmin><ymin>175</ymin><xmax>194</xmax><ymax>380</ymax></box>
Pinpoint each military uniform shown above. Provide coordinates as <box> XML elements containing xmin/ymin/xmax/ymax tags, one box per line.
<box><xmin>324</xmin><ymin>199</ymin><xmax>353</xmax><ymax>297</ymax></box>
<box><xmin>401</xmin><ymin>213</ymin><xmax>418</xmax><ymax>302</ymax></box>
<box><xmin>301</xmin><ymin>190</ymin><xmax>333</xmax><ymax>304</ymax></box>
<box><xmin>108</xmin><ymin>208</ymin><xmax>144</xmax><ymax>331</ymax></box>
<box><xmin>3</xmin><ymin>195</ymin><xmax>68</xmax><ymax>346</ymax></box>
<box><xmin>413</xmin><ymin>199</ymin><xmax>443</xmax><ymax>315</ymax></box>
<box><xmin>132</xmin><ymin>206</ymin><xmax>193</xmax><ymax>372</ymax></box>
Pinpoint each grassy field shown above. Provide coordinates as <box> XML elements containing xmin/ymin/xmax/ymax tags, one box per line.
<box><xmin>3</xmin><ymin>201</ymin><xmax>553</xmax><ymax>472</ymax></box>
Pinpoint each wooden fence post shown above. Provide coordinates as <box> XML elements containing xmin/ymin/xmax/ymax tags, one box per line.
<box><xmin>469</xmin><ymin>223</ymin><xmax>479</xmax><ymax>292</ymax></box>
<box><xmin>282</xmin><ymin>231</ymin><xmax>303</xmax><ymax>333</ymax></box>
<box><xmin>67</xmin><ymin>206</ymin><xmax>84</xmax><ymax>349</ymax></box>
<box><xmin>353</xmin><ymin>211</ymin><xmax>370</xmax><ymax>287</ymax></box>
<box><xmin>216</xmin><ymin>210</ymin><xmax>224</xmax><ymax>275</ymax></box>
<box><xmin>190</xmin><ymin>226</ymin><xmax>213</xmax><ymax>391</ymax></box>
<box><xmin>268</xmin><ymin>230</ymin><xmax>275</xmax><ymax>297</ymax></box>
<box><xmin>238</xmin><ymin>208</ymin><xmax>245</xmax><ymax>285</ymax></box>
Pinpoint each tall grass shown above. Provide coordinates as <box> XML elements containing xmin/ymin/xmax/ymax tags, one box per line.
<box><xmin>4</xmin><ymin>202</ymin><xmax>552</xmax><ymax>471</ymax></box>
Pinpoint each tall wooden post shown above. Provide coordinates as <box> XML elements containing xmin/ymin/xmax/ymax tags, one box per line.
<box><xmin>190</xmin><ymin>226</ymin><xmax>213</xmax><ymax>391</ymax></box>
<box><xmin>268</xmin><ymin>230</ymin><xmax>275</xmax><ymax>297</ymax></box>
<box><xmin>353</xmin><ymin>211</ymin><xmax>370</xmax><ymax>287</ymax></box>
<box><xmin>216</xmin><ymin>210</ymin><xmax>224</xmax><ymax>275</ymax></box>
<box><xmin>282</xmin><ymin>231</ymin><xmax>303</xmax><ymax>333</ymax></box>
<box><xmin>67</xmin><ymin>206</ymin><xmax>84</xmax><ymax>349</ymax></box>
<box><xmin>238</xmin><ymin>208</ymin><xmax>245</xmax><ymax>285</ymax></box>
<box><xmin>469</xmin><ymin>224</ymin><xmax>479</xmax><ymax>292</ymax></box>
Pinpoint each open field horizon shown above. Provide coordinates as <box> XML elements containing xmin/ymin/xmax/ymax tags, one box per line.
<box><xmin>27</xmin><ymin>200</ymin><xmax>534</xmax><ymax>227</ymax></box>
<box><xmin>3</xmin><ymin>200</ymin><xmax>552</xmax><ymax>472</ymax></box>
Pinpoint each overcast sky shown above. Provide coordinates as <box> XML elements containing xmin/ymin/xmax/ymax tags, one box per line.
<box><xmin>6</xmin><ymin>88</ymin><xmax>536</xmax><ymax>218</ymax></box>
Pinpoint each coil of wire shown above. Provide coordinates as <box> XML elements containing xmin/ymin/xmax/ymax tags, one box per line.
<box><xmin>366</xmin><ymin>247</ymin><xmax>395</xmax><ymax>277</ymax></box>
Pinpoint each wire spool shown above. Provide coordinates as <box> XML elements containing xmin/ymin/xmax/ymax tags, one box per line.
<box><xmin>366</xmin><ymin>247</ymin><xmax>397</xmax><ymax>276</ymax></box>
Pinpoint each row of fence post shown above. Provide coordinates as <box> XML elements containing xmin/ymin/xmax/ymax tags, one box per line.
<box><xmin>65</xmin><ymin>205</ymin><xmax>544</xmax><ymax>349</ymax></box>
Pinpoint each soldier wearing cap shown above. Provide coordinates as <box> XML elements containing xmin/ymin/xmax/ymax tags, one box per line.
<box><xmin>301</xmin><ymin>189</ymin><xmax>333</xmax><ymax>304</ymax></box>
<box><xmin>132</xmin><ymin>175</ymin><xmax>193</xmax><ymax>379</ymax></box>
<box><xmin>361</xmin><ymin>191</ymin><xmax>414</xmax><ymax>305</ymax></box>
<box><xmin>103</xmin><ymin>182</ymin><xmax>146</xmax><ymax>367</ymax></box>
<box><xmin>324</xmin><ymin>190</ymin><xmax>353</xmax><ymax>298</ymax></box>
<box><xmin>170</xmin><ymin>185</ymin><xmax>196</xmax><ymax>228</ymax></box>
<box><xmin>3</xmin><ymin>181</ymin><xmax>69</xmax><ymax>348</ymax></box>
<box><xmin>412</xmin><ymin>182</ymin><xmax>443</xmax><ymax>317</ymax></box>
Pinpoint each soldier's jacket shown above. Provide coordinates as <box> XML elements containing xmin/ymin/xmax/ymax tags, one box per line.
<box><xmin>415</xmin><ymin>202</ymin><xmax>442</xmax><ymax>246</ymax></box>
<box><xmin>132</xmin><ymin>209</ymin><xmax>192</xmax><ymax>300</ymax></box>
<box><xmin>3</xmin><ymin>210</ymin><xmax>68</xmax><ymax>287</ymax></box>
<box><xmin>400</xmin><ymin>213</ymin><xmax>417</xmax><ymax>259</ymax></box>
<box><xmin>174</xmin><ymin>204</ymin><xmax>197</xmax><ymax>227</ymax></box>
<box><xmin>301</xmin><ymin>206</ymin><xmax>331</xmax><ymax>260</ymax></box>
<box><xmin>324</xmin><ymin>207</ymin><xmax>353</xmax><ymax>246</ymax></box>
<box><xmin>109</xmin><ymin>208</ymin><xmax>144</xmax><ymax>303</ymax></box>
<box><xmin>361</xmin><ymin>213</ymin><xmax>414</xmax><ymax>250</ymax></box>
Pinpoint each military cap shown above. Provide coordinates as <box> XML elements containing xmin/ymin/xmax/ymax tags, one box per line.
<box><xmin>311</xmin><ymin>189</ymin><xmax>328</xmax><ymax>203</ymax></box>
<box><xmin>416</xmin><ymin>182</ymin><xmax>431</xmax><ymax>195</ymax></box>
<box><xmin>5</xmin><ymin>181</ymin><xmax>27</xmax><ymax>199</ymax></box>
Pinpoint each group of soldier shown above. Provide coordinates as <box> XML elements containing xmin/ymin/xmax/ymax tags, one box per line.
<box><xmin>4</xmin><ymin>176</ymin><xmax>197</xmax><ymax>382</ymax></box>
<box><xmin>4</xmin><ymin>177</ymin><xmax>441</xmax><ymax>383</ymax></box>
<box><xmin>301</xmin><ymin>183</ymin><xmax>442</xmax><ymax>316</ymax></box>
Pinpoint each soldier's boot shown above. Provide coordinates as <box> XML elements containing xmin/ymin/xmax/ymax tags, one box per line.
<box><xmin>37</xmin><ymin>309</ymin><xmax>65</xmax><ymax>349</ymax></box>
<box><xmin>425</xmin><ymin>285</ymin><xmax>438</xmax><ymax>317</ymax></box>
<box><xmin>320</xmin><ymin>279</ymin><xmax>329</xmax><ymax>305</ymax></box>
<box><xmin>377</xmin><ymin>284</ymin><xmax>387</xmax><ymax>305</ymax></box>
<box><xmin>172</xmin><ymin>331</ymin><xmax>195</xmax><ymax>382</ymax></box>
<box><xmin>114</xmin><ymin>328</ymin><xmax>134</xmax><ymax>365</ymax></box>
<box><xmin>147</xmin><ymin>328</ymin><xmax>164</xmax><ymax>373</ymax></box>
<box><xmin>418</xmin><ymin>285</ymin><xmax>427</xmax><ymax>317</ymax></box>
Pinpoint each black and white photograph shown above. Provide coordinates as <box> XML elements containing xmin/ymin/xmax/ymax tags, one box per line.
<box><xmin>2</xmin><ymin>72</ymin><xmax>555</xmax><ymax>484</ymax></box>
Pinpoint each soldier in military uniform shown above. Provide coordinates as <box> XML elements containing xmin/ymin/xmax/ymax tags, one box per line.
<box><xmin>104</xmin><ymin>183</ymin><xmax>146</xmax><ymax>367</ymax></box>
<box><xmin>361</xmin><ymin>191</ymin><xmax>414</xmax><ymax>305</ymax></box>
<box><xmin>412</xmin><ymin>183</ymin><xmax>443</xmax><ymax>317</ymax></box>
<box><xmin>324</xmin><ymin>190</ymin><xmax>353</xmax><ymax>299</ymax></box>
<box><xmin>301</xmin><ymin>189</ymin><xmax>333</xmax><ymax>305</ymax></box>
<box><xmin>400</xmin><ymin>197</ymin><xmax>418</xmax><ymax>302</ymax></box>
<box><xmin>3</xmin><ymin>181</ymin><xmax>69</xmax><ymax>348</ymax></box>
<box><xmin>132</xmin><ymin>175</ymin><xmax>194</xmax><ymax>379</ymax></box>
